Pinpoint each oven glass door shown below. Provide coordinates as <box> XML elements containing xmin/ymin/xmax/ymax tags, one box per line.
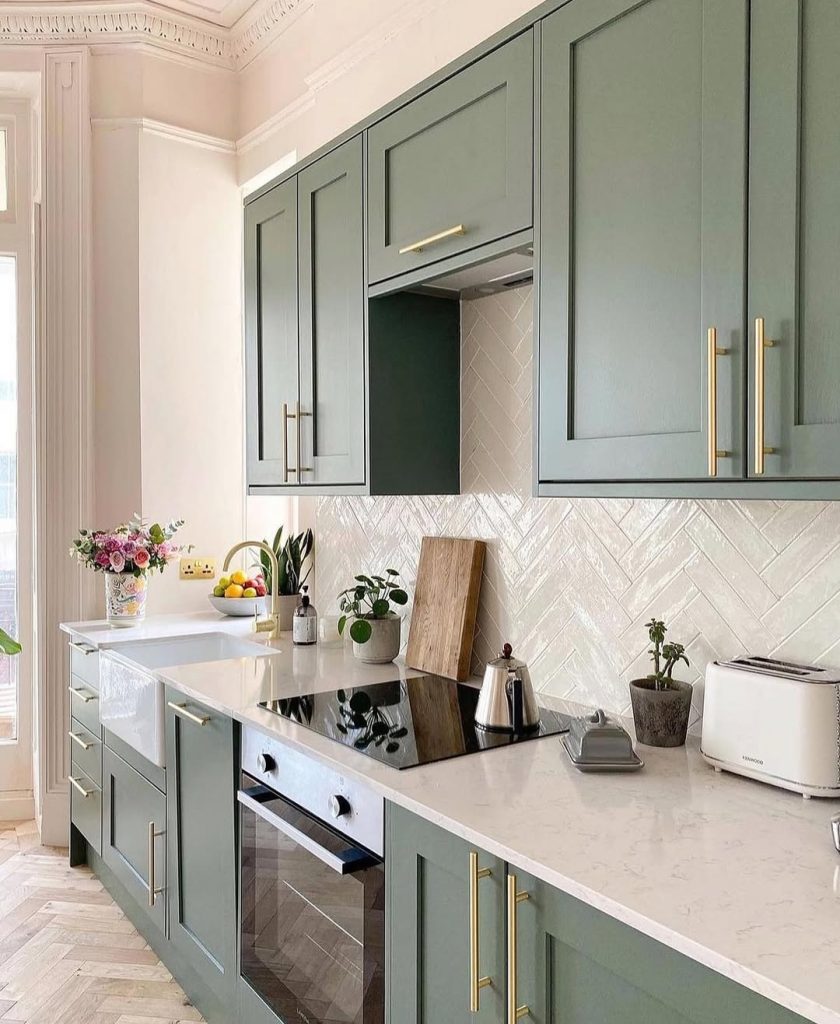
<box><xmin>239</xmin><ymin>776</ymin><xmax>385</xmax><ymax>1024</ymax></box>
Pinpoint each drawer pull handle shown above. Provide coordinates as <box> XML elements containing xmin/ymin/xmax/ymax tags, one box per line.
<box><xmin>706</xmin><ymin>327</ymin><xmax>730</xmax><ymax>477</ymax></box>
<box><xmin>68</xmin><ymin>685</ymin><xmax>97</xmax><ymax>704</ymax></box>
<box><xmin>167</xmin><ymin>701</ymin><xmax>209</xmax><ymax>726</ymax></box>
<box><xmin>754</xmin><ymin>317</ymin><xmax>778</xmax><ymax>475</ymax></box>
<box><xmin>506</xmin><ymin>874</ymin><xmax>530</xmax><ymax>1023</ymax></box>
<box><xmin>399</xmin><ymin>223</ymin><xmax>466</xmax><ymax>255</ymax></box>
<box><xmin>469</xmin><ymin>851</ymin><xmax>492</xmax><ymax>1012</ymax></box>
<box><xmin>148</xmin><ymin>820</ymin><xmax>166</xmax><ymax>907</ymax></box>
<box><xmin>68</xmin><ymin>730</ymin><xmax>94</xmax><ymax>751</ymax></box>
<box><xmin>69</xmin><ymin>640</ymin><xmax>97</xmax><ymax>656</ymax></box>
<box><xmin>68</xmin><ymin>775</ymin><xmax>94</xmax><ymax>798</ymax></box>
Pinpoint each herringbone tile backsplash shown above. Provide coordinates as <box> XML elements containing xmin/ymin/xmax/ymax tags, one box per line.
<box><xmin>316</xmin><ymin>286</ymin><xmax>840</xmax><ymax>727</ymax></box>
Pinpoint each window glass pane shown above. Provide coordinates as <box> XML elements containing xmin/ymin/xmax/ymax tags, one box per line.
<box><xmin>0</xmin><ymin>131</ymin><xmax>7</xmax><ymax>213</ymax></box>
<box><xmin>0</xmin><ymin>256</ymin><xmax>16</xmax><ymax>741</ymax></box>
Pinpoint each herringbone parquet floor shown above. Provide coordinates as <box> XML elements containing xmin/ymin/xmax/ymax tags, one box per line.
<box><xmin>0</xmin><ymin>821</ymin><xmax>205</xmax><ymax>1023</ymax></box>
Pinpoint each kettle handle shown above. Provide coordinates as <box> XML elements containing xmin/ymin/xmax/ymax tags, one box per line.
<box><xmin>509</xmin><ymin>676</ymin><xmax>524</xmax><ymax>734</ymax></box>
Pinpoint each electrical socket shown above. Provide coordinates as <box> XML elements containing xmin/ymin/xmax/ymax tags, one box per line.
<box><xmin>180</xmin><ymin>557</ymin><xmax>216</xmax><ymax>581</ymax></box>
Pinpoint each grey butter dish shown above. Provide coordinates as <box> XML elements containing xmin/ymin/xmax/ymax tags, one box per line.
<box><xmin>563</xmin><ymin>709</ymin><xmax>644</xmax><ymax>772</ymax></box>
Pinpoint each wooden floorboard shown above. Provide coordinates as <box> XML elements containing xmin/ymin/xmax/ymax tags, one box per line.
<box><xmin>0</xmin><ymin>824</ymin><xmax>205</xmax><ymax>1023</ymax></box>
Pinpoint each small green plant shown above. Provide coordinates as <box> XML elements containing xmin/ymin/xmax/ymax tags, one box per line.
<box><xmin>253</xmin><ymin>527</ymin><xmax>313</xmax><ymax>596</ymax></box>
<box><xmin>645</xmin><ymin>618</ymin><xmax>689</xmax><ymax>691</ymax></box>
<box><xmin>0</xmin><ymin>628</ymin><xmax>21</xmax><ymax>656</ymax></box>
<box><xmin>337</xmin><ymin>569</ymin><xmax>408</xmax><ymax>644</ymax></box>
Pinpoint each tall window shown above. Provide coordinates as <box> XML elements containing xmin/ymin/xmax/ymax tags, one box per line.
<box><xmin>0</xmin><ymin>256</ymin><xmax>16</xmax><ymax>740</ymax></box>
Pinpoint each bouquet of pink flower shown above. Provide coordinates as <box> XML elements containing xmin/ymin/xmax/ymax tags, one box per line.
<box><xmin>70</xmin><ymin>516</ymin><xmax>186</xmax><ymax>576</ymax></box>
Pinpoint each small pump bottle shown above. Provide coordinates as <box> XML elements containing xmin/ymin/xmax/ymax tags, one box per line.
<box><xmin>293</xmin><ymin>585</ymin><xmax>318</xmax><ymax>646</ymax></box>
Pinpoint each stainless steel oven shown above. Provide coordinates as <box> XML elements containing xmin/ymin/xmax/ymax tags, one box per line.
<box><xmin>238</xmin><ymin>727</ymin><xmax>385</xmax><ymax>1024</ymax></box>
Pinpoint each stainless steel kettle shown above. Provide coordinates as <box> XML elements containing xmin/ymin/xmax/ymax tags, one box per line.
<box><xmin>474</xmin><ymin>643</ymin><xmax>540</xmax><ymax>733</ymax></box>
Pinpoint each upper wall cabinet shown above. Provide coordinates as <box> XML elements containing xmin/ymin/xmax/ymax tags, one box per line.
<box><xmin>367</xmin><ymin>32</ymin><xmax>533</xmax><ymax>285</ymax></box>
<box><xmin>749</xmin><ymin>0</ymin><xmax>840</xmax><ymax>480</ymax></box>
<box><xmin>538</xmin><ymin>0</ymin><xmax>748</xmax><ymax>485</ymax></box>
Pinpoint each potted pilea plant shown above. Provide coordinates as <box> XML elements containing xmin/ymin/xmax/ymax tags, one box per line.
<box><xmin>252</xmin><ymin>527</ymin><xmax>314</xmax><ymax>631</ymax></box>
<box><xmin>337</xmin><ymin>569</ymin><xmax>408</xmax><ymax>664</ymax></box>
<box><xmin>629</xmin><ymin>618</ymin><xmax>692</xmax><ymax>747</ymax></box>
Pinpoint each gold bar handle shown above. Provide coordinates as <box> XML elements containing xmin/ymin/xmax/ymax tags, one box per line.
<box><xmin>399</xmin><ymin>223</ymin><xmax>466</xmax><ymax>255</ymax></box>
<box><xmin>148</xmin><ymin>820</ymin><xmax>165</xmax><ymax>908</ymax></box>
<box><xmin>68</xmin><ymin>685</ymin><xmax>96</xmax><ymax>704</ymax></box>
<box><xmin>282</xmin><ymin>401</ymin><xmax>296</xmax><ymax>483</ymax></box>
<box><xmin>469</xmin><ymin>851</ymin><xmax>493</xmax><ymax>1012</ymax></box>
<box><xmin>68</xmin><ymin>775</ymin><xmax>94</xmax><ymax>798</ymax></box>
<box><xmin>706</xmin><ymin>327</ymin><xmax>730</xmax><ymax>477</ymax></box>
<box><xmin>754</xmin><ymin>317</ymin><xmax>777</xmax><ymax>475</ymax></box>
<box><xmin>295</xmin><ymin>399</ymin><xmax>313</xmax><ymax>476</ymax></box>
<box><xmin>69</xmin><ymin>730</ymin><xmax>94</xmax><ymax>751</ymax></box>
<box><xmin>506</xmin><ymin>874</ymin><xmax>530</xmax><ymax>1023</ymax></box>
<box><xmin>167</xmin><ymin>701</ymin><xmax>209</xmax><ymax>727</ymax></box>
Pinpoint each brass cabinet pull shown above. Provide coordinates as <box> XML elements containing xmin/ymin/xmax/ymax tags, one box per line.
<box><xmin>167</xmin><ymin>700</ymin><xmax>209</xmax><ymax>727</ymax></box>
<box><xmin>68</xmin><ymin>685</ymin><xmax>96</xmax><ymax>704</ymax></box>
<box><xmin>706</xmin><ymin>327</ymin><xmax>730</xmax><ymax>477</ymax></box>
<box><xmin>68</xmin><ymin>775</ymin><xmax>94</xmax><ymax>798</ymax></box>
<box><xmin>506</xmin><ymin>874</ymin><xmax>530</xmax><ymax>1023</ymax></box>
<box><xmin>68</xmin><ymin>730</ymin><xmax>94</xmax><ymax>751</ymax></box>
<box><xmin>398</xmin><ymin>223</ymin><xmax>466</xmax><ymax>255</ymax></box>
<box><xmin>754</xmin><ymin>317</ymin><xmax>777</xmax><ymax>475</ymax></box>
<box><xmin>281</xmin><ymin>401</ymin><xmax>296</xmax><ymax>483</ymax></box>
<box><xmin>147</xmin><ymin>820</ymin><xmax>165</xmax><ymax>908</ymax></box>
<box><xmin>295</xmin><ymin>399</ymin><xmax>313</xmax><ymax>476</ymax></box>
<box><xmin>69</xmin><ymin>640</ymin><xmax>96</xmax><ymax>656</ymax></box>
<box><xmin>469</xmin><ymin>851</ymin><xmax>493</xmax><ymax>1012</ymax></box>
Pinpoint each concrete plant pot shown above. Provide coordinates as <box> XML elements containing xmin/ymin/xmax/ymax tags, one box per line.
<box><xmin>276</xmin><ymin>594</ymin><xmax>299</xmax><ymax>632</ymax></box>
<box><xmin>352</xmin><ymin>614</ymin><xmax>402</xmax><ymax>664</ymax></box>
<box><xmin>629</xmin><ymin>677</ymin><xmax>692</xmax><ymax>747</ymax></box>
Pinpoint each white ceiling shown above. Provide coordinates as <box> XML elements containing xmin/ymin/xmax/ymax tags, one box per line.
<box><xmin>12</xmin><ymin>0</ymin><xmax>262</xmax><ymax>28</ymax></box>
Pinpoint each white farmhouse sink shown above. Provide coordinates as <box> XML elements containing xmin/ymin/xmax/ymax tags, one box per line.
<box><xmin>99</xmin><ymin>632</ymin><xmax>270</xmax><ymax>767</ymax></box>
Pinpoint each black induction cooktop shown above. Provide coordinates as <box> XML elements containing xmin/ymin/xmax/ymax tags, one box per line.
<box><xmin>259</xmin><ymin>675</ymin><xmax>572</xmax><ymax>769</ymax></box>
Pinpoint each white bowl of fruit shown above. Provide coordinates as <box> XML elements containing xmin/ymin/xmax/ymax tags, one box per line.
<box><xmin>209</xmin><ymin>570</ymin><xmax>267</xmax><ymax>617</ymax></box>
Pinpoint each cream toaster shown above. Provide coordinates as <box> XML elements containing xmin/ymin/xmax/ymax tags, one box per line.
<box><xmin>701</xmin><ymin>656</ymin><xmax>840</xmax><ymax>799</ymax></box>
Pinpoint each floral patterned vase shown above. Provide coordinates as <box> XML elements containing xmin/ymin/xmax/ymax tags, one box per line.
<box><xmin>105</xmin><ymin>572</ymin><xmax>148</xmax><ymax>627</ymax></box>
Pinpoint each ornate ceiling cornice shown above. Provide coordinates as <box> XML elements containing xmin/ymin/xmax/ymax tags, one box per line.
<box><xmin>0</xmin><ymin>0</ymin><xmax>308</xmax><ymax>69</ymax></box>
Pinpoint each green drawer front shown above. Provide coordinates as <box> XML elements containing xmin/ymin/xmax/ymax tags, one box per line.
<box><xmin>69</xmin><ymin>718</ymin><xmax>101</xmax><ymax>786</ymax></box>
<box><xmin>367</xmin><ymin>31</ymin><xmax>533</xmax><ymax>284</ymax></box>
<box><xmin>69</xmin><ymin>766</ymin><xmax>101</xmax><ymax>855</ymax></box>
<box><xmin>68</xmin><ymin>675</ymin><xmax>100</xmax><ymax>735</ymax></box>
<box><xmin>69</xmin><ymin>640</ymin><xmax>99</xmax><ymax>690</ymax></box>
<box><xmin>103</xmin><ymin>746</ymin><xmax>167</xmax><ymax>936</ymax></box>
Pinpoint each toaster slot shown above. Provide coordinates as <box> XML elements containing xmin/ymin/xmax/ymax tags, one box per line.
<box><xmin>721</xmin><ymin>655</ymin><xmax>839</xmax><ymax>683</ymax></box>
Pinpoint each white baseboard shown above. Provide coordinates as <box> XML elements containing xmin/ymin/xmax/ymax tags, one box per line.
<box><xmin>0</xmin><ymin>790</ymin><xmax>35</xmax><ymax>822</ymax></box>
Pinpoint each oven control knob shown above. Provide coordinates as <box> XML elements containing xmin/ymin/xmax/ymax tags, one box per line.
<box><xmin>329</xmin><ymin>794</ymin><xmax>351</xmax><ymax>819</ymax></box>
<box><xmin>257</xmin><ymin>752</ymin><xmax>276</xmax><ymax>774</ymax></box>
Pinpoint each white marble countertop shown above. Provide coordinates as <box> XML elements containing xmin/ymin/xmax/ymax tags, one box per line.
<box><xmin>62</xmin><ymin>615</ymin><xmax>840</xmax><ymax>1024</ymax></box>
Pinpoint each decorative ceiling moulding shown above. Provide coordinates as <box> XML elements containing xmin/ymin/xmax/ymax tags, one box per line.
<box><xmin>0</xmin><ymin>0</ymin><xmax>310</xmax><ymax>69</ymax></box>
<box><xmin>91</xmin><ymin>115</ymin><xmax>236</xmax><ymax>152</ymax></box>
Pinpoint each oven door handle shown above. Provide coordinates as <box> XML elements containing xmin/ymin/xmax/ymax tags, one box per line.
<box><xmin>237</xmin><ymin>785</ymin><xmax>379</xmax><ymax>876</ymax></box>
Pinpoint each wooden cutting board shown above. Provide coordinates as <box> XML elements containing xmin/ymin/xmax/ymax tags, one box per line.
<box><xmin>406</xmin><ymin>536</ymin><xmax>485</xmax><ymax>681</ymax></box>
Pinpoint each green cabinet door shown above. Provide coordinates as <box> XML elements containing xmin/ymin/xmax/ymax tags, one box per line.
<box><xmin>749</xmin><ymin>0</ymin><xmax>840</xmax><ymax>479</ymax></box>
<box><xmin>165</xmin><ymin>691</ymin><xmax>237</xmax><ymax>1023</ymax></box>
<box><xmin>513</xmin><ymin>869</ymin><xmax>810</xmax><ymax>1024</ymax></box>
<box><xmin>387</xmin><ymin>804</ymin><xmax>505</xmax><ymax>1024</ymax></box>
<box><xmin>538</xmin><ymin>0</ymin><xmax>747</xmax><ymax>483</ymax></box>
<box><xmin>102</xmin><ymin>746</ymin><xmax>166</xmax><ymax>936</ymax></box>
<box><xmin>368</xmin><ymin>32</ymin><xmax>533</xmax><ymax>285</ymax></box>
<box><xmin>245</xmin><ymin>176</ymin><xmax>299</xmax><ymax>488</ymax></box>
<box><xmin>298</xmin><ymin>136</ymin><xmax>366</xmax><ymax>486</ymax></box>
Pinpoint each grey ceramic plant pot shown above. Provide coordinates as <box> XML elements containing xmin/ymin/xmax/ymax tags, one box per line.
<box><xmin>629</xmin><ymin>677</ymin><xmax>692</xmax><ymax>747</ymax></box>
<box><xmin>276</xmin><ymin>594</ymin><xmax>298</xmax><ymax>632</ymax></box>
<box><xmin>352</xmin><ymin>614</ymin><xmax>401</xmax><ymax>664</ymax></box>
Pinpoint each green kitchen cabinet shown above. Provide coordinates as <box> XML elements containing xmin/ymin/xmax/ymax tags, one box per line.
<box><xmin>165</xmin><ymin>689</ymin><xmax>237</xmax><ymax>1023</ymax></box>
<box><xmin>368</xmin><ymin>31</ymin><xmax>533</xmax><ymax>285</ymax></box>
<box><xmin>102</xmin><ymin>745</ymin><xmax>167</xmax><ymax>936</ymax></box>
<box><xmin>748</xmin><ymin>0</ymin><xmax>840</xmax><ymax>479</ymax></box>
<box><xmin>387</xmin><ymin>803</ymin><xmax>506</xmax><ymax>1024</ymax></box>
<box><xmin>297</xmin><ymin>136</ymin><xmax>366</xmax><ymax>486</ymax></box>
<box><xmin>538</xmin><ymin>0</ymin><xmax>748</xmax><ymax>484</ymax></box>
<box><xmin>245</xmin><ymin>176</ymin><xmax>298</xmax><ymax>488</ymax></box>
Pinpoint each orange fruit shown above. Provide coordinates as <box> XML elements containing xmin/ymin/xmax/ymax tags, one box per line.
<box><xmin>224</xmin><ymin>583</ymin><xmax>244</xmax><ymax>599</ymax></box>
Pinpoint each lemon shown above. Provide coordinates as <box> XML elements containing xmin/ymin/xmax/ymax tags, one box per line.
<box><xmin>224</xmin><ymin>583</ymin><xmax>244</xmax><ymax>598</ymax></box>
<box><xmin>230</xmin><ymin>570</ymin><xmax>248</xmax><ymax>586</ymax></box>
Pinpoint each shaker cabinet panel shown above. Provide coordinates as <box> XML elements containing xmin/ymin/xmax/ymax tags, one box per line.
<box><xmin>165</xmin><ymin>691</ymin><xmax>237</xmax><ymax>1022</ymax></box>
<box><xmin>538</xmin><ymin>0</ymin><xmax>747</xmax><ymax>483</ymax></box>
<box><xmin>368</xmin><ymin>32</ymin><xmax>533</xmax><ymax>284</ymax></box>
<box><xmin>298</xmin><ymin>136</ymin><xmax>366</xmax><ymax>486</ymax></box>
<box><xmin>245</xmin><ymin>177</ymin><xmax>299</xmax><ymax>487</ymax></box>
<box><xmin>387</xmin><ymin>804</ymin><xmax>505</xmax><ymax>1024</ymax></box>
<box><xmin>749</xmin><ymin>0</ymin><xmax>840</xmax><ymax>479</ymax></box>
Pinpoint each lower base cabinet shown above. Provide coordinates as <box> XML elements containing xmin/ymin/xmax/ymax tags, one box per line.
<box><xmin>388</xmin><ymin>806</ymin><xmax>810</xmax><ymax>1024</ymax></box>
